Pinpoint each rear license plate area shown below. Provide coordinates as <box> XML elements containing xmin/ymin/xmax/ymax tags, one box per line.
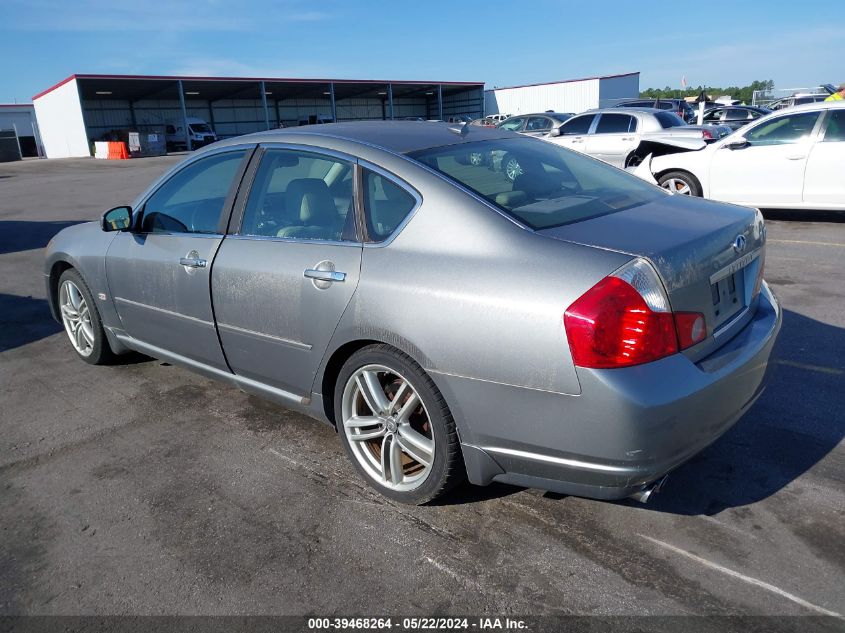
<box><xmin>711</xmin><ymin>271</ymin><xmax>745</xmax><ymax>328</ymax></box>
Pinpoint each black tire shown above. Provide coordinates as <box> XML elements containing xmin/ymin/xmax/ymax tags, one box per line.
<box><xmin>335</xmin><ymin>344</ymin><xmax>465</xmax><ymax>504</ymax></box>
<box><xmin>657</xmin><ymin>170</ymin><xmax>702</xmax><ymax>197</ymax></box>
<box><xmin>57</xmin><ymin>268</ymin><xmax>117</xmax><ymax>365</ymax></box>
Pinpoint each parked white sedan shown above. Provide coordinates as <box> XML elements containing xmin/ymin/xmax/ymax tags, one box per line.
<box><xmin>649</xmin><ymin>102</ymin><xmax>845</xmax><ymax>210</ymax></box>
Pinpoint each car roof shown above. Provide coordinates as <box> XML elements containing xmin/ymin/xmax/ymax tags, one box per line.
<box><xmin>583</xmin><ymin>107</ymin><xmax>664</xmax><ymax>115</ymax></box>
<box><xmin>218</xmin><ymin>120</ymin><xmax>517</xmax><ymax>154</ymax></box>
<box><xmin>779</xmin><ymin>101</ymin><xmax>845</xmax><ymax>113</ymax></box>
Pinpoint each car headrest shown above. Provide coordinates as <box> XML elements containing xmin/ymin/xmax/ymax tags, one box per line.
<box><xmin>286</xmin><ymin>178</ymin><xmax>335</xmax><ymax>225</ymax></box>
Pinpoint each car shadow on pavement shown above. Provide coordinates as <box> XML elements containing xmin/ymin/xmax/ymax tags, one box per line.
<box><xmin>0</xmin><ymin>220</ymin><xmax>88</xmax><ymax>255</ymax></box>
<box><xmin>640</xmin><ymin>308</ymin><xmax>845</xmax><ymax>516</ymax></box>
<box><xmin>0</xmin><ymin>293</ymin><xmax>62</xmax><ymax>353</ymax></box>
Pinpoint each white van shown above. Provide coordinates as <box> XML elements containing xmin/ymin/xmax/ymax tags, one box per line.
<box><xmin>165</xmin><ymin>117</ymin><xmax>218</xmax><ymax>151</ymax></box>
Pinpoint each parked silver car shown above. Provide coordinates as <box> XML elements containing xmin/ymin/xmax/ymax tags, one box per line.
<box><xmin>496</xmin><ymin>112</ymin><xmax>574</xmax><ymax>137</ymax></box>
<box><xmin>541</xmin><ymin>107</ymin><xmax>731</xmax><ymax>171</ymax></box>
<box><xmin>46</xmin><ymin>122</ymin><xmax>781</xmax><ymax>505</ymax></box>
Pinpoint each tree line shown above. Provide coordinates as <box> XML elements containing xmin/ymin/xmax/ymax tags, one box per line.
<box><xmin>640</xmin><ymin>80</ymin><xmax>775</xmax><ymax>104</ymax></box>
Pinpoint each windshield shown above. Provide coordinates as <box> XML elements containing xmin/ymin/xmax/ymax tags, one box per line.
<box><xmin>189</xmin><ymin>123</ymin><xmax>211</xmax><ymax>133</ymax></box>
<box><xmin>409</xmin><ymin>137</ymin><xmax>663</xmax><ymax>230</ymax></box>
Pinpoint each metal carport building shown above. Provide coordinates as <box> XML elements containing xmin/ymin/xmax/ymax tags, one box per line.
<box><xmin>32</xmin><ymin>74</ymin><xmax>485</xmax><ymax>158</ymax></box>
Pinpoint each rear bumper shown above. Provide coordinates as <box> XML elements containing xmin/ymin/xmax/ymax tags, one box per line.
<box><xmin>436</xmin><ymin>282</ymin><xmax>782</xmax><ymax>500</ymax></box>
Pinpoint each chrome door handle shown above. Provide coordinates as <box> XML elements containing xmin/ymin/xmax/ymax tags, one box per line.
<box><xmin>304</xmin><ymin>269</ymin><xmax>346</xmax><ymax>282</ymax></box>
<box><xmin>785</xmin><ymin>155</ymin><xmax>806</xmax><ymax>160</ymax></box>
<box><xmin>179</xmin><ymin>257</ymin><xmax>207</xmax><ymax>268</ymax></box>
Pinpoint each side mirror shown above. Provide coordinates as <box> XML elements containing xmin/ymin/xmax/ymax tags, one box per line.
<box><xmin>550</xmin><ymin>127</ymin><xmax>562</xmax><ymax>137</ymax></box>
<box><xmin>101</xmin><ymin>206</ymin><xmax>132</xmax><ymax>232</ymax></box>
<box><xmin>724</xmin><ymin>138</ymin><xmax>748</xmax><ymax>150</ymax></box>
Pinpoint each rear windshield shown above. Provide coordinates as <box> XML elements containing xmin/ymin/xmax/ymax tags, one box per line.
<box><xmin>655</xmin><ymin>112</ymin><xmax>687</xmax><ymax>128</ymax></box>
<box><xmin>408</xmin><ymin>137</ymin><xmax>663</xmax><ymax>230</ymax></box>
<box><xmin>190</xmin><ymin>123</ymin><xmax>211</xmax><ymax>133</ymax></box>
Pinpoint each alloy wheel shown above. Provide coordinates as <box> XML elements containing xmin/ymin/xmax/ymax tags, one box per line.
<box><xmin>661</xmin><ymin>178</ymin><xmax>692</xmax><ymax>195</ymax></box>
<box><xmin>341</xmin><ymin>364</ymin><xmax>435</xmax><ymax>491</ymax></box>
<box><xmin>59</xmin><ymin>279</ymin><xmax>95</xmax><ymax>357</ymax></box>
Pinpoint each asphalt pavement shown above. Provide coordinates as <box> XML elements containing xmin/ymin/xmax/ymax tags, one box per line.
<box><xmin>0</xmin><ymin>156</ymin><xmax>843</xmax><ymax>626</ymax></box>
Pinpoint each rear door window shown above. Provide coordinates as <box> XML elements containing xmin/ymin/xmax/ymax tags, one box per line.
<box><xmin>239</xmin><ymin>149</ymin><xmax>356</xmax><ymax>241</ymax></box>
<box><xmin>595</xmin><ymin>114</ymin><xmax>637</xmax><ymax>134</ymax></box>
<box><xmin>822</xmin><ymin>111</ymin><xmax>845</xmax><ymax>142</ymax></box>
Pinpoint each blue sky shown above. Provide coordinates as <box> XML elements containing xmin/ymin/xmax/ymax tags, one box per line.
<box><xmin>1</xmin><ymin>0</ymin><xmax>842</xmax><ymax>103</ymax></box>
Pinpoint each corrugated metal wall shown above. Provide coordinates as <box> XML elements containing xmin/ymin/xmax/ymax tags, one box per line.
<box><xmin>484</xmin><ymin>79</ymin><xmax>601</xmax><ymax>115</ymax></box>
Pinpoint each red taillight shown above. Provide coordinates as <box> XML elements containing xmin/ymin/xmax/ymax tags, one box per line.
<box><xmin>564</xmin><ymin>259</ymin><xmax>709</xmax><ymax>368</ymax></box>
<box><xmin>701</xmin><ymin>128</ymin><xmax>713</xmax><ymax>140</ymax></box>
<box><xmin>674</xmin><ymin>312</ymin><xmax>707</xmax><ymax>349</ymax></box>
<box><xmin>564</xmin><ymin>276</ymin><xmax>678</xmax><ymax>368</ymax></box>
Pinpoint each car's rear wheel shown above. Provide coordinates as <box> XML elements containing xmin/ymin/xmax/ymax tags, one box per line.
<box><xmin>658</xmin><ymin>171</ymin><xmax>702</xmax><ymax>197</ymax></box>
<box><xmin>335</xmin><ymin>345</ymin><xmax>464</xmax><ymax>504</ymax></box>
<box><xmin>58</xmin><ymin>269</ymin><xmax>116</xmax><ymax>365</ymax></box>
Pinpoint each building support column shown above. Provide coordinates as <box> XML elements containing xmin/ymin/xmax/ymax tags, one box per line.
<box><xmin>207</xmin><ymin>100</ymin><xmax>216</xmax><ymax>130</ymax></box>
<box><xmin>329</xmin><ymin>82</ymin><xmax>337</xmax><ymax>122</ymax></box>
<box><xmin>260</xmin><ymin>81</ymin><xmax>270</xmax><ymax>130</ymax></box>
<box><xmin>177</xmin><ymin>80</ymin><xmax>191</xmax><ymax>151</ymax></box>
<box><xmin>128</xmin><ymin>101</ymin><xmax>138</xmax><ymax>128</ymax></box>
<box><xmin>387</xmin><ymin>83</ymin><xmax>394</xmax><ymax>120</ymax></box>
<box><xmin>437</xmin><ymin>84</ymin><xmax>443</xmax><ymax>121</ymax></box>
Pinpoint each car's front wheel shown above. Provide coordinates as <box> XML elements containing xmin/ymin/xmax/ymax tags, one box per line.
<box><xmin>658</xmin><ymin>171</ymin><xmax>702</xmax><ymax>197</ymax></box>
<box><xmin>335</xmin><ymin>345</ymin><xmax>464</xmax><ymax>504</ymax></box>
<box><xmin>501</xmin><ymin>153</ymin><xmax>523</xmax><ymax>181</ymax></box>
<box><xmin>58</xmin><ymin>268</ymin><xmax>116</xmax><ymax>365</ymax></box>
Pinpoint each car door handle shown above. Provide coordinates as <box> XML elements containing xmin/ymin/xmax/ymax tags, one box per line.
<box><xmin>785</xmin><ymin>154</ymin><xmax>806</xmax><ymax>160</ymax></box>
<box><xmin>571</xmin><ymin>138</ymin><xmax>584</xmax><ymax>143</ymax></box>
<box><xmin>304</xmin><ymin>269</ymin><xmax>346</xmax><ymax>282</ymax></box>
<box><xmin>179</xmin><ymin>257</ymin><xmax>207</xmax><ymax>268</ymax></box>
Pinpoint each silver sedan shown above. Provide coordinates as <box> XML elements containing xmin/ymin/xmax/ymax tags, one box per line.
<box><xmin>45</xmin><ymin>122</ymin><xmax>781</xmax><ymax>505</ymax></box>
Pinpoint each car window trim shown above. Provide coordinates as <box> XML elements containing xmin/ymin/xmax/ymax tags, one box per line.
<box><xmin>357</xmin><ymin>159</ymin><xmax>423</xmax><ymax>247</ymax></box>
<box><xmin>227</xmin><ymin>141</ymin><xmax>363</xmax><ymax>246</ymax></box>
<box><xmin>133</xmin><ymin>144</ymin><xmax>257</xmax><ymax>236</ymax></box>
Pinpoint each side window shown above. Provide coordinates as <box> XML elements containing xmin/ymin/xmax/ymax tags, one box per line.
<box><xmin>559</xmin><ymin>115</ymin><xmax>595</xmax><ymax>135</ymax></box>
<box><xmin>526</xmin><ymin>117</ymin><xmax>552</xmax><ymax>131</ymax></box>
<box><xmin>363</xmin><ymin>169</ymin><xmax>417</xmax><ymax>242</ymax></box>
<box><xmin>595</xmin><ymin>114</ymin><xmax>636</xmax><ymax>134</ymax></box>
<box><xmin>822</xmin><ymin>111</ymin><xmax>845</xmax><ymax>142</ymax></box>
<box><xmin>724</xmin><ymin>108</ymin><xmax>749</xmax><ymax>120</ymax></box>
<box><xmin>498</xmin><ymin>117</ymin><xmax>525</xmax><ymax>131</ymax></box>
<box><xmin>240</xmin><ymin>149</ymin><xmax>355</xmax><ymax>241</ymax></box>
<box><xmin>141</xmin><ymin>150</ymin><xmax>247</xmax><ymax>234</ymax></box>
<box><xmin>703</xmin><ymin>110</ymin><xmax>722</xmax><ymax>122</ymax></box>
<box><xmin>746</xmin><ymin>112</ymin><xmax>820</xmax><ymax>145</ymax></box>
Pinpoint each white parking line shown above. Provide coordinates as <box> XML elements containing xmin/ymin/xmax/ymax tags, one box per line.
<box><xmin>639</xmin><ymin>535</ymin><xmax>841</xmax><ymax>617</ymax></box>
<box><xmin>768</xmin><ymin>239</ymin><xmax>845</xmax><ymax>248</ymax></box>
<box><xmin>774</xmin><ymin>359</ymin><xmax>844</xmax><ymax>376</ymax></box>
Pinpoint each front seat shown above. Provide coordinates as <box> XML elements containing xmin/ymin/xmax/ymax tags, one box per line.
<box><xmin>277</xmin><ymin>178</ymin><xmax>340</xmax><ymax>240</ymax></box>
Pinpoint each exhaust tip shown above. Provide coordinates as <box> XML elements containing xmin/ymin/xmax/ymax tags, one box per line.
<box><xmin>629</xmin><ymin>475</ymin><xmax>668</xmax><ymax>504</ymax></box>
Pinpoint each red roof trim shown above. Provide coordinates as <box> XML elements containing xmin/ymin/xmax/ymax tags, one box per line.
<box><xmin>33</xmin><ymin>73</ymin><xmax>484</xmax><ymax>101</ymax></box>
<box><xmin>485</xmin><ymin>72</ymin><xmax>640</xmax><ymax>93</ymax></box>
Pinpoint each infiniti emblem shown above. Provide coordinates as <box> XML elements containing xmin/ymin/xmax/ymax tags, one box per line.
<box><xmin>733</xmin><ymin>235</ymin><xmax>747</xmax><ymax>253</ymax></box>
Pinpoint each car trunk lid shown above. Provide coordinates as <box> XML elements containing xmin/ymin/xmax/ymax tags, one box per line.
<box><xmin>539</xmin><ymin>194</ymin><xmax>765</xmax><ymax>361</ymax></box>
